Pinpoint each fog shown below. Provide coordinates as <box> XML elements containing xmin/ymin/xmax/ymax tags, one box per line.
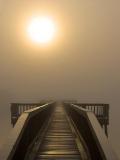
<box><xmin>0</xmin><ymin>0</ymin><xmax>120</xmax><ymax>157</ymax></box>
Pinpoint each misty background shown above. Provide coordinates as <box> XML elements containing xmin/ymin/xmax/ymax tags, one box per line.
<box><xmin>0</xmin><ymin>0</ymin><xmax>120</xmax><ymax>158</ymax></box>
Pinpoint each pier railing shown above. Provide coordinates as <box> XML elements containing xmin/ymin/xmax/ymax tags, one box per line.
<box><xmin>65</xmin><ymin>103</ymin><xmax>118</xmax><ymax>160</ymax></box>
<box><xmin>11</xmin><ymin>103</ymin><xmax>45</xmax><ymax>126</ymax></box>
<box><xmin>73</xmin><ymin>103</ymin><xmax>109</xmax><ymax>136</ymax></box>
<box><xmin>0</xmin><ymin>103</ymin><xmax>54</xmax><ymax>160</ymax></box>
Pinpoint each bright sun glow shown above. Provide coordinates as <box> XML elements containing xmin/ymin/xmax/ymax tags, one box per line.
<box><xmin>27</xmin><ymin>17</ymin><xmax>56</xmax><ymax>44</ymax></box>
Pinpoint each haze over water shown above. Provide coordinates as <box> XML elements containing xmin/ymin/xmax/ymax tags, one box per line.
<box><xmin>0</xmin><ymin>0</ymin><xmax>120</xmax><ymax>157</ymax></box>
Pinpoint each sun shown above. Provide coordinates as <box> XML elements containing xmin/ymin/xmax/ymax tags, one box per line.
<box><xmin>27</xmin><ymin>16</ymin><xmax>56</xmax><ymax>44</ymax></box>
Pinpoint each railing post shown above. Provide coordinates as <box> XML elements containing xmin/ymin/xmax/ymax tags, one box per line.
<box><xmin>11</xmin><ymin>103</ymin><xmax>19</xmax><ymax>126</ymax></box>
<box><xmin>105</xmin><ymin>124</ymin><xmax>108</xmax><ymax>137</ymax></box>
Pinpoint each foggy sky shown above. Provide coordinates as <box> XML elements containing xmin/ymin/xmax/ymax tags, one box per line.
<box><xmin>0</xmin><ymin>0</ymin><xmax>120</xmax><ymax>157</ymax></box>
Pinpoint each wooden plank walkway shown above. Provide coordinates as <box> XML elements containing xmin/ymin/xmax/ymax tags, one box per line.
<box><xmin>35</xmin><ymin>105</ymin><xmax>82</xmax><ymax>160</ymax></box>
